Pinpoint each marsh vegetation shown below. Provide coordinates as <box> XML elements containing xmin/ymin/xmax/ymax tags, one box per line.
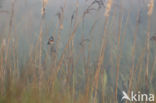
<box><xmin>0</xmin><ymin>0</ymin><xmax>156</xmax><ymax>103</ymax></box>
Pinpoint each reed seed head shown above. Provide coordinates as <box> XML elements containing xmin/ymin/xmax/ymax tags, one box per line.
<box><xmin>147</xmin><ymin>0</ymin><xmax>154</xmax><ymax>16</ymax></box>
<box><xmin>104</xmin><ymin>0</ymin><xmax>112</xmax><ymax>17</ymax></box>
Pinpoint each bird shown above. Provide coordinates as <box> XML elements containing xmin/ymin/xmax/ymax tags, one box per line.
<box><xmin>47</xmin><ymin>36</ymin><xmax>56</xmax><ymax>55</ymax></box>
<box><xmin>47</xmin><ymin>36</ymin><xmax>54</xmax><ymax>45</ymax></box>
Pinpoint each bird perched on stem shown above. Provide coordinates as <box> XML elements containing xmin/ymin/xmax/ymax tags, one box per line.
<box><xmin>47</xmin><ymin>36</ymin><xmax>54</xmax><ymax>45</ymax></box>
<box><xmin>47</xmin><ymin>36</ymin><xmax>56</xmax><ymax>53</ymax></box>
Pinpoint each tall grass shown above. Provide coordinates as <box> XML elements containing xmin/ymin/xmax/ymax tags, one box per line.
<box><xmin>0</xmin><ymin>0</ymin><xmax>156</xmax><ymax>103</ymax></box>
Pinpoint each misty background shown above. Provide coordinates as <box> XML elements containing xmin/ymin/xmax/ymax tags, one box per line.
<box><xmin>0</xmin><ymin>0</ymin><xmax>156</xmax><ymax>99</ymax></box>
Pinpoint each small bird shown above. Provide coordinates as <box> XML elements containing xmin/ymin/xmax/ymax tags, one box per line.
<box><xmin>47</xmin><ymin>36</ymin><xmax>54</xmax><ymax>45</ymax></box>
<box><xmin>46</xmin><ymin>36</ymin><xmax>56</xmax><ymax>69</ymax></box>
<box><xmin>47</xmin><ymin>36</ymin><xmax>56</xmax><ymax>54</ymax></box>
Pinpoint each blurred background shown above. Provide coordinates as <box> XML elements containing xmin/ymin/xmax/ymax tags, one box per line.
<box><xmin>0</xmin><ymin>0</ymin><xmax>156</xmax><ymax>103</ymax></box>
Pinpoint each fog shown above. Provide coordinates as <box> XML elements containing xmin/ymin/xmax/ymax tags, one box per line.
<box><xmin>0</xmin><ymin>0</ymin><xmax>156</xmax><ymax>102</ymax></box>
